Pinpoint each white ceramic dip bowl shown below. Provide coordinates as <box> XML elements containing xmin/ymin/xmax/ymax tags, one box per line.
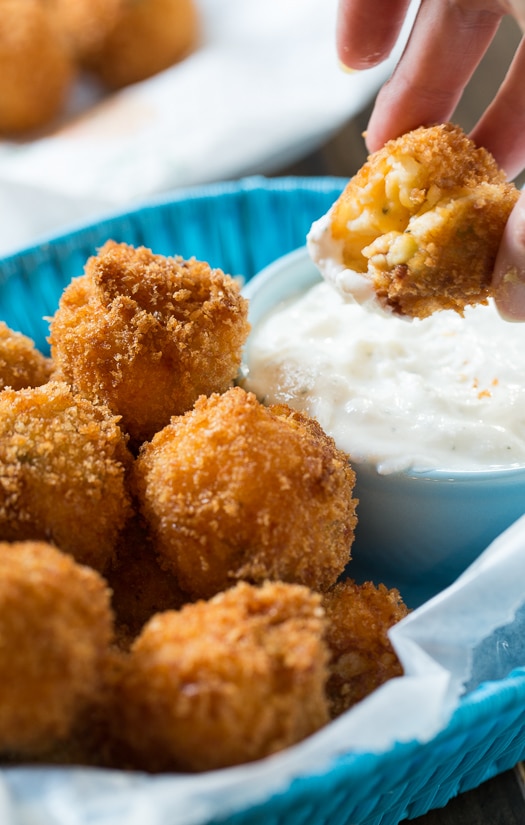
<box><xmin>240</xmin><ymin>247</ymin><xmax>525</xmax><ymax>608</ymax></box>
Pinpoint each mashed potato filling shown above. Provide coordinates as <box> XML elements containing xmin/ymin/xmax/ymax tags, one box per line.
<box><xmin>308</xmin><ymin>124</ymin><xmax>519</xmax><ymax>319</ymax></box>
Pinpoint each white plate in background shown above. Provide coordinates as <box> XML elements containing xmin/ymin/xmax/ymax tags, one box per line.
<box><xmin>0</xmin><ymin>0</ymin><xmax>417</xmax><ymax>256</ymax></box>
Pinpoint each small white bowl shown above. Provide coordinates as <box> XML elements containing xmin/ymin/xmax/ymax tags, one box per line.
<box><xmin>242</xmin><ymin>247</ymin><xmax>525</xmax><ymax>607</ymax></box>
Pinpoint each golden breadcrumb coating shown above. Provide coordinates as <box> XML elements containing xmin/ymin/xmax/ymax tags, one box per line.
<box><xmin>83</xmin><ymin>0</ymin><xmax>200</xmax><ymax>89</ymax></box>
<box><xmin>328</xmin><ymin>123</ymin><xmax>519</xmax><ymax>318</ymax></box>
<box><xmin>0</xmin><ymin>381</ymin><xmax>133</xmax><ymax>572</ymax></box>
<box><xmin>49</xmin><ymin>241</ymin><xmax>250</xmax><ymax>446</ymax></box>
<box><xmin>0</xmin><ymin>0</ymin><xmax>75</xmax><ymax>134</ymax></box>
<box><xmin>44</xmin><ymin>0</ymin><xmax>123</xmax><ymax>62</ymax></box>
<box><xmin>0</xmin><ymin>322</ymin><xmax>52</xmax><ymax>390</ymax></box>
<box><xmin>0</xmin><ymin>540</ymin><xmax>114</xmax><ymax>756</ymax></box>
<box><xmin>111</xmin><ymin>581</ymin><xmax>329</xmax><ymax>772</ymax></box>
<box><xmin>133</xmin><ymin>386</ymin><xmax>358</xmax><ymax>599</ymax></box>
<box><xmin>322</xmin><ymin>580</ymin><xmax>409</xmax><ymax>718</ymax></box>
<box><xmin>106</xmin><ymin>517</ymin><xmax>188</xmax><ymax>648</ymax></box>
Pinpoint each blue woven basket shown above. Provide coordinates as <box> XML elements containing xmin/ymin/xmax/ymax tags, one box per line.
<box><xmin>0</xmin><ymin>175</ymin><xmax>345</xmax><ymax>353</ymax></box>
<box><xmin>2</xmin><ymin>176</ymin><xmax>525</xmax><ymax>825</ymax></box>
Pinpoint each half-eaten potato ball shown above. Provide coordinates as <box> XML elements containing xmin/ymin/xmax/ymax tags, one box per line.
<box><xmin>308</xmin><ymin>123</ymin><xmax>519</xmax><ymax>319</ymax></box>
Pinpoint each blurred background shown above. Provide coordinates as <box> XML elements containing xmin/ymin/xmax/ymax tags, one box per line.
<box><xmin>0</xmin><ymin>0</ymin><xmax>521</xmax><ymax>256</ymax></box>
<box><xmin>280</xmin><ymin>15</ymin><xmax>524</xmax><ymax>186</ymax></box>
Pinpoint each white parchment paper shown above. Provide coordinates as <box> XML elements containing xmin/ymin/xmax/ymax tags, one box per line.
<box><xmin>2</xmin><ymin>513</ymin><xmax>525</xmax><ymax>825</ymax></box>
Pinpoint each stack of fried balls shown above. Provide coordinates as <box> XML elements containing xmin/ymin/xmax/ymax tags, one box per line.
<box><xmin>0</xmin><ymin>239</ymin><xmax>408</xmax><ymax>773</ymax></box>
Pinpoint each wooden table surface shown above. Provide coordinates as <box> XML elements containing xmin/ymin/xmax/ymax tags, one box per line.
<box><xmin>272</xmin><ymin>15</ymin><xmax>525</xmax><ymax>823</ymax></box>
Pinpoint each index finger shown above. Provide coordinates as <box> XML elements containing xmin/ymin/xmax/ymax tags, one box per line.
<box><xmin>337</xmin><ymin>0</ymin><xmax>413</xmax><ymax>69</ymax></box>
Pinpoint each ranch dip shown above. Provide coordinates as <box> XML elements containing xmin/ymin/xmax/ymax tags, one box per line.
<box><xmin>241</xmin><ymin>280</ymin><xmax>525</xmax><ymax>475</ymax></box>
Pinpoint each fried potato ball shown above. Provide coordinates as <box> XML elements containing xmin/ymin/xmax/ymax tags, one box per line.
<box><xmin>322</xmin><ymin>580</ymin><xmax>409</xmax><ymax>718</ymax></box>
<box><xmin>0</xmin><ymin>0</ymin><xmax>75</xmax><ymax>135</ymax></box>
<box><xmin>133</xmin><ymin>386</ymin><xmax>358</xmax><ymax>600</ymax></box>
<box><xmin>44</xmin><ymin>0</ymin><xmax>123</xmax><ymax>62</ymax></box>
<box><xmin>0</xmin><ymin>322</ymin><xmax>52</xmax><ymax>390</ymax></box>
<box><xmin>0</xmin><ymin>540</ymin><xmax>114</xmax><ymax>757</ymax></box>
<box><xmin>111</xmin><ymin>581</ymin><xmax>329</xmax><ymax>772</ymax></box>
<box><xmin>83</xmin><ymin>0</ymin><xmax>200</xmax><ymax>89</ymax></box>
<box><xmin>49</xmin><ymin>241</ymin><xmax>250</xmax><ymax>446</ymax></box>
<box><xmin>0</xmin><ymin>381</ymin><xmax>133</xmax><ymax>572</ymax></box>
<box><xmin>106</xmin><ymin>517</ymin><xmax>188</xmax><ymax>648</ymax></box>
<box><xmin>309</xmin><ymin>123</ymin><xmax>519</xmax><ymax>319</ymax></box>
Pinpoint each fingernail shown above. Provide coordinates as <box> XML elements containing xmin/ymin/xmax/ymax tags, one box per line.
<box><xmin>338</xmin><ymin>59</ymin><xmax>357</xmax><ymax>74</ymax></box>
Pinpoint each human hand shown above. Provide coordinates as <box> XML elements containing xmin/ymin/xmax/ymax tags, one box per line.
<box><xmin>336</xmin><ymin>0</ymin><xmax>525</xmax><ymax>319</ymax></box>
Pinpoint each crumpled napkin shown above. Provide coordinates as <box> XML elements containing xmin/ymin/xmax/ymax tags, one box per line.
<box><xmin>1</xmin><ymin>512</ymin><xmax>525</xmax><ymax>825</ymax></box>
<box><xmin>0</xmin><ymin>0</ymin><xmax>416</xmax><ymax>257</ymax></box>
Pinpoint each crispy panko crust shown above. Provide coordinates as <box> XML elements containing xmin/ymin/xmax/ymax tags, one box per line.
<box><xmin>106</xmin><ymin>517</ymin><xmax>188</xmax><ymax>648</ymax></box>
<box><xmin>0</xmin><ymin>540</ymin><xmax>114</xmax><ymax>756</ymax></box>
<box><xmin>44</xmin><ymin>0</ymin><xmax>123</xmax><ymax>62</ymax></box>
<box><xmin>329</xmin><ymin>123</ymin><xmax>519</xmax><ymax>318</ymax></box>
<box><xmin>0</xmin><ymin>322</ymin><xmax>52</xmax><ymax>390</ymax></box>
<box><xmin>322</xmin><ymin>580</ymin><xmax>409</xmax><ymax>718</ymax></box>
<box><xmin>49</xmin><ymin>240</ymin><xmax>250</xmax><ymax>446</ymax></box>
<box><xmin>0</xmin><ymin>381</ymin><xmax>133</xmax><ymax>572</ymax></box>
<box><xmin>83</xmin><ymin>0</ymin><xmax>200</xmax><ymax>89</ymax></box>
<box><xmin>0</xmin><ymin>0</ymin><xmax>74</xmax><ymax>135</ymax></box>
<box><xmin>133</xmin><ymin>386</ymin><xmax>358</xmax><ymax>599</ymax></box>
<box><xmin>110</xmin><ymin>581</ymin><xmax>329</xmax><ymax>772</ymax></box>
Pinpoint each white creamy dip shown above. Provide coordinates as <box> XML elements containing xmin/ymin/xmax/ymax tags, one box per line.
<box><xmin>307</xmin><ymin>208</ymin><xmax>392</xmax><ymax>315</ymax></box>
<box><xmin>242</xmin><ymin>279</ymin><xmax>525</xmax><ymax>474</ymax></box>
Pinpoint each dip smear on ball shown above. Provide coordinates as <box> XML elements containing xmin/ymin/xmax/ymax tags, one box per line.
<box><xmin>308</xmin><ymin>123</ymin><xmax>519</xmax><ymax>319</ymax></box>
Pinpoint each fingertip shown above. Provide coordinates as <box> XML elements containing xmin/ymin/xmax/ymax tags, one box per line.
<box><xmin>493</xmin><ymin>193</ymin><xmax>525</xmax><ymax>322</ymax></box>
<box><xmin>494</xmin><ymin>267</ymin><xmax>525</xmax><ymax>322</ymax></box>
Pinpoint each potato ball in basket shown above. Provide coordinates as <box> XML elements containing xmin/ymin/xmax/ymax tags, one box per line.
<box><xmin>0</xmin><ymin>381</ymin><xmax>133</xmax><ymax>572</ymax></box>
<box><xmin>0</xmin><ymin>321</ymin><xmax>52</xmax><ymax>391</ymax></box>
<box><xmin>110</xmin><ymin>580</ymin><xmax>329</xmax><ymax>772</ymax></box>
<box><xmin>133</xmin><ymin>386</ymin><xmax>358</xmax><ymax>600</ymax></box>
<box><xmin>308</xmin><ymin>123</ymin><xmax>519</xmax><ymax>319</ymax></box>
<box><xmin>0</xmin><ymin>540</ymin><xmax>114</xmax><ymax>758</ymax></box>
<box><xmin>322</xmin><ymin>580</ymin><xmax>409</xmax><ymax>718</ymax></box>
<box><xmin>49</xmin><ymin>241</ymin><xmax>250</xmax><ymax>446</ymax></box>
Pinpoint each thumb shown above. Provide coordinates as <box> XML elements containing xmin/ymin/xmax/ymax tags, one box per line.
<box><xmin>493</xmin><ymin>191</ymin><xmax>525</xmax><ymax>321</ymax></box>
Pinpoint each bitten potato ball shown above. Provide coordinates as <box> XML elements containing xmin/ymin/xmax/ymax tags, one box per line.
<box><xmin>0</xmin><ymin>381</ymin><xmax>133</xmax><ymax>572</ymax></box>
<box><xmin>0</xmin><ymin>0</ymin><xmax>74</xmax><ymax>134</ymax></box>
<box><xmin>111</xmin><ymin>581</ymin><xmax>329</xmax><ymax>772</ymax></box>
<box><xmin>0</xmin><ymin>541</ymin><xmax>114</xmax><ymax>757</ymax></box>
<box><xmin>0</xmin><ymin>322</ymin><xmax>52</xmax><ymax>390</ymax></box>
<box><xmin>49</xmin><ymin>241</ymin><xmax>250</xmax><ymax>445</ymax></box>
<box><xmin>322</xmin><ymin>580</ymin><xmax>409</xmax><ymax>718</ymax></box>
<box><xmin>84</xmin><ymin>0</ymin><xmax>200</xmax><ymax>89</ymax></box>
<box><xmin>133</xmin><ymin>386</ymin><xmax>358</xmax><ymax>600</ymax></box>
<box><xmin>308</xmin><ymin>123</ymin><xmax>519</xmax><ymax>319</ymax></box>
